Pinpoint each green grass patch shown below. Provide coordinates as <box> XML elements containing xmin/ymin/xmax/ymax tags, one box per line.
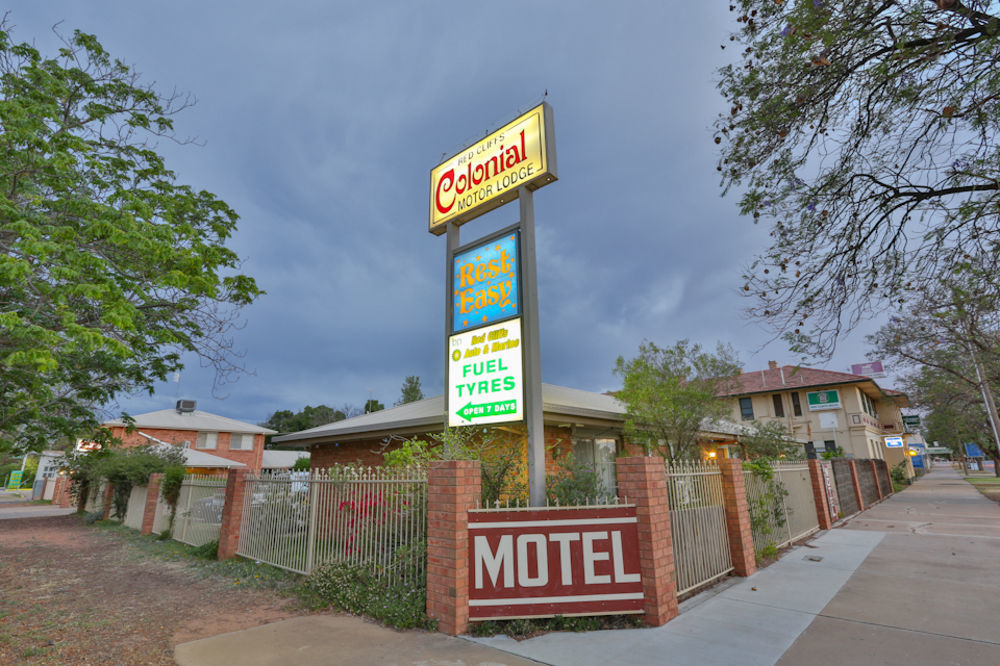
<box><xmin>964</xmin><ymin>477</ymin><xmax>1000</xmax><ymax>485</ymax></box>
<box><xmin>87</xmin><ymin>519</ymin><xmax>301</xmax><ymax>591</ymax></box>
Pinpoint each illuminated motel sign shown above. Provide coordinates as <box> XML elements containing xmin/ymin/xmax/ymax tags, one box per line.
<box><xmin>429</xmin><ymin>103</ymin><xmax>557</xmax><ymax>235</ymax></box>
<box><xmin>432</xmin><ymin>102</ymin><xmax>556</xmax><ymax>506</ymax></box>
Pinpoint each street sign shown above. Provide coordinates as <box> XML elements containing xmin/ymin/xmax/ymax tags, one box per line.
<box><xmin>884</xmin><ymin>436</ymin><xmax>904</xmax><ymax>448</ymax></box>
<box><xmin>452</xmin><ymin>231</ymin><xmax>520</xmax><ymax>333</ymax></box>
<box><xmin>448</xmin><ymin>318</ymin><xmax>524</xmax><ymax>427</ymax></box>
<box><xmin>902</xmin><ymin>415</ymin><xmax>920</xmax><ymax>431</ymax></box>
<box><xmin>806</xmin><ymin>390</ymin><xmax>841</xmax><ymax>411</ymax></box>
<box><xmin>7</xmin><ymin>470</ymin><xmax>22</xmax><ymax>489</ymax></box>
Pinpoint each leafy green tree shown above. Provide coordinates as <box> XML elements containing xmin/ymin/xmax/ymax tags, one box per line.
<box><xmin>717</xmin><ymin>1</ymin><xmax>1000</xmax><ymax>358</ymax></box>
<box><xmin>260</xmin><ymin>405</ymin><xmax>346</xmax><ymax>444</ymax></box>
<box><xmin>396</xmin><ymin>376</ymin><xmax>424</xmax><ymax>406</ymax></box>
<box><xmin>738</xmin><ymin>420</ymin><xmax>802</xmax><ymax>460</ymax></box>
<box><xmin>868</xmin><ymin>271</ymin><xmax>1000</xmax><ymax>475</ymax></box>
<box><xmin>0</xmin><ymin>25</ymin><xmax>261</xmax><ymax>454</ymax></box>
<box><xmin>613</xmin><ymin>340</ymin><xmax>741</xmax><ymax>461</ymax></box>
<box><xmin>364</xmin><ymin>398</ymin><xmax>385</xmax><ymax>414</ymax></box>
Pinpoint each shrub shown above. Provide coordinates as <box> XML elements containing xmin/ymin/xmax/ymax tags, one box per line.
<box><xmin>299</xmin><ymin>562</ymin><xmax>434</xmax><ymax>630</ymax></box>
<box><xmin>545</xmin><ymin>454</ymin><xmax>608</xmax><ymax>506</ymax></box>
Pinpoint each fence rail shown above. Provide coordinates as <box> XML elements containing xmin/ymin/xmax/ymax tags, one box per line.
<box><xmin>123</xmin><ymin>485</ymin><xmax>148</xmax><ymax>531</ymax></box>
<box><xmin>666</xmin><ymin>460</ymin><xmax>733</xmax><ymax>597</ymax></box>
<box><xmin>237</xmin><ymin>466</ymin><xmax>428</xmax><ymax>583</ymax></box>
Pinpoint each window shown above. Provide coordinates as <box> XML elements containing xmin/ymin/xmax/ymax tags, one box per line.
<box><xmin>572</xmin><ymin>437</ymin><xmax>618</xmax><ymax>495</ymax></box>
<box><xmin>196</xmin><ymin>432</ymin><xmax>218</xmax><ymax>450</ymax></box>
<box><xmin>739</xmin><ymin>397</ymin><xmax>754</xmax><ymax>420</ymax></box>
<box><xmin>791</xmin><ymin>392</ymin><xmax>803</xmax><ymax>417</ymax></box>
<box><xmin>860</xmin><ymin>390</ymin><xmax>877</xmax><ymax>418</ymax></box>
<box><xmin>772</xmin><ymin>394</ymin><xmax>785</xmax><ymax>417</ymax></box>
<box><xmin>230</xmin><ymin>433</ymin><xmax>254</xmax><ymax>451</ymax></box>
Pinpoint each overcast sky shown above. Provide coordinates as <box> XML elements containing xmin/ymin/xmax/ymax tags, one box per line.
<box><xmin>12</xmin><ymin>2</ymin><xmax>891</xmax><ymax>426</ymax></box>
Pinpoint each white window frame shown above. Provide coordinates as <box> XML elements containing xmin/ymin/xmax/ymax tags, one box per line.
<box><xmin>196</xmin><ymin>432</ymin><xmax>218</xmax><ymax>450</ymax></box>
<box><xmin>230</xmin><ymin>433</ymin><xmax>254</xmax><ymax>451</ymax></box>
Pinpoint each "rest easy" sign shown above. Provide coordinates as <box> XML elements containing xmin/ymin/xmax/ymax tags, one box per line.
<box><xmin>467</xmin><ymin>506</ymin><xmax>644</xmax><ymax>620</ymax></box>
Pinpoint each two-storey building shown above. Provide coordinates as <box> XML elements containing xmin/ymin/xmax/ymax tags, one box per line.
<box><xmin>103</xmin><ymin>400</ymin><xmax>275</xmax><ymax>472</ymax></box>
<box><xmin>719</xmin><ymin>362</ymin><xmax>912</xmax><ymax>467</ymax></box>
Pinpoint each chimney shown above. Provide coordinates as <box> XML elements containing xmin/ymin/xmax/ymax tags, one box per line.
<box><xmin>768</xmin><ymin>360</ymin><xmax>779</xmax><ymax>370</ymax></box>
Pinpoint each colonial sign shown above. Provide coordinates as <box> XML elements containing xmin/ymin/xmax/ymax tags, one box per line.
<box><xmin>429</xmin><ymin>103</ymin><xmax>557</xmax><ymax>235</ymax></box>
<box><xmin>806</xmin><ymin>390</ymin><xmax>841</xmax><ymax>412</ymax></box>
<box><xmin>452</xmin><ymin>231</ymin><xmax>520</xmax><ymax>333</ymax></box>
<box><xmin>448</xmin><ymin>318</ymin><xmax>524</xmax><ymax>427</ymax></box>
<box><xmin>884</xmin><ymin>436</ymin><xmax>904</xmax><ymax>448</ymax></box>
<box><xmin>468</xmin><ymin>506</ymin><xmax>644</xmax><ymax>620</ymax></box>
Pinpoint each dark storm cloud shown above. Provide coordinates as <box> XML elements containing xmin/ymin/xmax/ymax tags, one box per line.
<box><xmin>10</xmin><ymin>2</ymin><xmax>885</xmax><ymax>426</ymax></box>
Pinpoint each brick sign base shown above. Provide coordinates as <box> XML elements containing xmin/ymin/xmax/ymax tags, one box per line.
<box><xmin>468</xmin><ymin>505</ymin><xmax>643</xmax><ymax>620</ymax></box>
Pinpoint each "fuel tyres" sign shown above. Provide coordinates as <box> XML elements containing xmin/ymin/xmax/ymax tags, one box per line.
<box><xmin>448</xmin><ymin>318</ymin><xmax>523</xmax><ymax>427</ymax></box>
<box><xmin>468</xmin><ymin>506</ymin><xmax>644</xmax><ymax>620</ymax></box>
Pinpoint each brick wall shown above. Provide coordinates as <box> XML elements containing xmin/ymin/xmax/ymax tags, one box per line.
<box><xmin>718</xmin><ymin>458</ymin><xmax>757</xmax><ymax>577</ymax></box>
<box><xmin>111</xmin><ymin>426</ymin><xmax>265</xmax><ymax>472</ymax></box>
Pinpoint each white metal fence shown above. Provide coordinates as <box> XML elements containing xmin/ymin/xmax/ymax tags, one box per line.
<box><xmin>172</xmin><ymin>475</ymin><xmax>228</xmax><ymax>547</ymax></box>
<box><xmin>237</xmin><ymin>466</ymin><xmax>428</xmax><ymax>583</ymax></box>
<box><xmin>743</xmin><ymin>461</ymin><xmax>819</xmax><ymax>555</ymax></box>
<box><xmin>666</xmin><ymin>460</ymin><xmax>733</xmax><ymax>597</ymax></box>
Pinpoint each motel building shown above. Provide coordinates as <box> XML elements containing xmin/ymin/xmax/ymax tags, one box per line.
<box><xmin>271</xmin><ymin>383</ymin><xmax>761</xmax><ymax>489</ymax></box>
<box><xmin>718</xmin><ymin>362</ymin><xmax>916</xmax><ymax>476</ymax></box>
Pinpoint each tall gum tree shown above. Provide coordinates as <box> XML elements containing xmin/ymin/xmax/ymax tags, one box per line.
<box><xmin>0</xmin><ymin>25</ymin><xmax>261</xmax><ymax>452</ymax></box>
<box><xmin>717</xmin><ymin>1</ymin><xmax>1000</xmax><ymax>358</ymax></box>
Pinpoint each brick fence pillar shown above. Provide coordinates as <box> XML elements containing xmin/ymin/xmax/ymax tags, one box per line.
<box><xmin>870</xmin><ymin>460</ymin><xmax>884</xmax><ymax>500</ymax></box>
<box><xmin>426</xmin><ymin>460</ymin><xmax>481</xmax><ymax>636</ymax></box>
<box><xmin>807</xmin><ymin>460</ymin><xmax>833</xmax><ymax>530</ymax></box>
<box><xmin>141</xmin><ymin>473</ymin><xmax>163</xmax><ymax>535</ymax></box>
<box><xmin>718</xmin><ymin>458</ymin><xmax>757</xmax><ymax>577</ymax></box>
<box><xmin>616</xmin><ymin>456</ymin><xmax>678</xmax><ymax>626</ymax></box>
<box><xmin>52</xmin><ymin>477</ymin><xmax>67</xmax><ymax>508</ymax></box>
<box><xmin>848</xmin><ymin>460</ymin><xmax>866</xmax><ymax>512</ymax></box>
<box><xmin>217</xmin><ymin>469</ymin><xmax>248</xmax><ymax>560</ymax></box>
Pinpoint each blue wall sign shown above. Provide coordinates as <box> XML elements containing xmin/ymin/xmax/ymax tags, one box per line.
<box><xmin>452</xmin><ymin>232</ymin><xmax>520</xmax><ymax>333</ymax></box>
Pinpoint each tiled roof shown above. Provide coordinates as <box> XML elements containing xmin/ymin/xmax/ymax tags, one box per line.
<box><xmin>719</xmin><ymin>365</ymin><xmax>876</xmax><ymax>397</ymax></box>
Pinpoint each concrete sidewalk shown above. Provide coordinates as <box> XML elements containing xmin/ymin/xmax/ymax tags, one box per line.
<box><xmin>471</xmin><ymin>466</ymin><xmax>1000</xmax><ymax>665</ymax></box>
<box><xmin>175</xmin><ymin>467</ymin><xmax>1000</xmax><ymax>665</ymax></box>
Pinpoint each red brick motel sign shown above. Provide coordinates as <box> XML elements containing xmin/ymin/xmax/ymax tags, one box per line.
<box><xmin>430</xmin><ymin>101</ymin><xmax>557</xmax><ymax>506</ymax></box>
<box><xmin>468</xmin><ymin>506</ymin><xmax>644</xmax><ymax>619</ymax></box>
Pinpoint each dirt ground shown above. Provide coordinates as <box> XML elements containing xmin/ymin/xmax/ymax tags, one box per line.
<box><xmin>0</xmin><ymin>514</ymin><xmax>311</xmax><ymax>664</ymax></box>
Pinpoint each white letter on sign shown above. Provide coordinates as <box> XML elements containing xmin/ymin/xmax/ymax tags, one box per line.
<box><xmin>548</xmin><ymin>532</ymin><xmax>580</xmax><ymax>585</ymax></box>
<box><xmin>516</xmin><ymin>534</ymin><xmax>548</xmax><ymax>587</ymax></box>
<box><xmin>475</xmin><ymin>535</ymin><xmax>513</xmax><ymax>588</ymax></box>
<box><xmin>582</xmin><ymin>531</ymin><xmax>611</xmax><ymax>584</ymax></box>
<box><xmin>612</xmin><ymin>530</ymin><xmax>640</xmax><ymax>583</ymax></box>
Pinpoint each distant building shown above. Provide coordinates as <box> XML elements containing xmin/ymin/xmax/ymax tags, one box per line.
<box><xmin>718</xmin><ymin>361</ymin><xmax>913</xmax><ymax>472</ymax></box>
<box><xmin>272</xmin><ymin>384</ymin><xmax>758</xmax><ymax>491</ymax></box>
<box><xmin>102</xmin><ymin>401</ymin><xmax>276</xmax><ymax>473</ymax></box>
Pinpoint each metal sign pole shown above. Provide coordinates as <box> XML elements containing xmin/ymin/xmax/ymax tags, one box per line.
<box><xmin>518</xmin><ymin>187</ymin><xmax>545</xmax><ymax>506</ymax></box>
<box><xmin>444</xmin><ymin>222</ymin><xmax>460</xmax><ymax>446</ymax></box>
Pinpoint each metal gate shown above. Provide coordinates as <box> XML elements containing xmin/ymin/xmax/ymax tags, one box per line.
<box><xmin>666</xmin><ymin>461</ymin><xmax>733</xmax><ymax>598</ymax></box>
